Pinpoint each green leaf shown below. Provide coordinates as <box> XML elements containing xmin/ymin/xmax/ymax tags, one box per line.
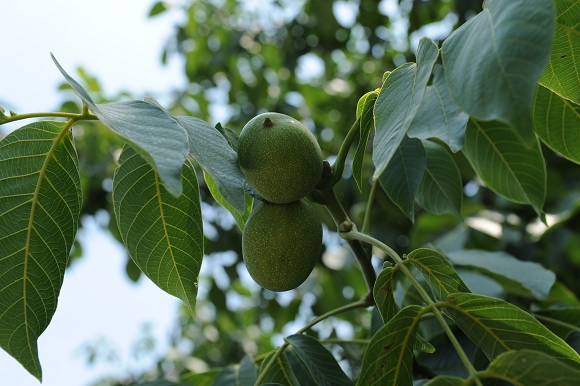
<box><xmin>535</xmin><ymin>307</ymin><xmax>580</xmax><ymax>339</ymax></box>
<box><xmin>149</xmin><ymin>1</ymin><xmax>168</xmax><ymax>17</ymax></box>
<box><xmin>285</xmin><ymin>334</ymin><xmax>355</xmax><ymax>386</ymax></box>
<box><xmin>539</xmin><ymin>0</ymin><xmax>580</xmax><ymax>104</ymax></box>
<box><xmin>285</xmin><ymin>347</ymin><xmax>318</xmax><ymax>386</ymax></box>
<box><xmin>373</xmin><ymin>267</ymin><xmax>436</xmax><ymax>354</ymax></box>
<box><xmin>534</xmin><ymin>84</ymin><xmax>580</xmax><ymax>164</ymax></box>
<box><xmin>446</xmin><ymin>249</ymin><xmax>556</xmax><ymax>300</ymax></box>
<box><xmin>374</xmin><ymin>265</ymin><xmax>399</xmax><ymax>323</ymax></box>
<box><xmin>543</xmin><ymin>281</ymin><xmax>580</xmax><ymax>307</ymax></box>
<box><xmin>407</xmin><ymin>66</ymin><xmax>468</xmax><ymax>152</ymax></box>
<box><xmin>51</xmin><ymin>55</ymin><xmax>189</xmax><ymax>196</ymax></box>
<box><xmin>353</xmin><ymin>89</ymin><xmax>379</xmax><ymax>191</ymax></box>
<box><xmin>357</xmin><ymin>305</ymin><xmax>424</xmax><ymax>386</ymax></box>
<box><xmin>441</xmin><ymin>0</ymin><xmax>555</xmax><ymax>144</ymax></box>
<box><xmin>239</xmin><ymin>355</ymin><xmax>258</xmax><ymax>386</ymax></box>
<box><xmin>177</xmin><ymin>116</ymin><xmax>246</xmax><ymax>214</ymax></box>
<box><xmin>407</xmin><ymin>248</ymin><xmax>470</xmax><ymax>302</ymax></box>
<box><xmin>211</xmin><ymin>355</ymin><xmax>256</xmax><ymax>386</ymax></box>
<box><xmin>483</xmin><ymin>349</ymin><xmax>580</xmax><ymax>385</ymax></box>
<box><xmin>137</xmin><ymin>381</ymin><xmax>189</xmax><ymax>386</ymax></box>
<box><xmin>0</xmin><ymin>121</ymin><xmax>82</xmax><ymax>381</ymax></box>
<box><xmin>423</xmin><ymin>376</ymin><xmax>466</xmax><ymax>386</ymax></box>
<box><xmin>112</xmin><ymin>145</ymin><xmax>203</xmax><ymax>316</ymax></box>
<box><xmin>379</xmin><ymin>136</ymin><xmax>426</xmax><ymax>222</ymax></box>
<box><xmin>415</xmin><ymin>140</ymin><xmax>463</xmax><ymax>217</ymax></box>
<box><xmin>567</xmin><ymin>331</ymin><xmax>580</xmax><ymax>354</ymax></box>
<box><xmin>180</xmin><ymin>369</ymin><xmax>221</xmax><ymax>386</ymax></box>
<box><xmin>214</xmin><ymin>122</ymin><xmax>239</xmax><ymax>153</ymax></box>
<box><xmin>373</xmin><ymin>37</ymin><xmax>439</xmax><ymax>179</ymax></box>
<box><xmin>203</xmin><ymin>170</ymin><xmax>252</xmax><ymax>231</ymax></box>
<box><xmin>259</xmin><ymin>351</ymin><xmax>300</xmax><ymax>386</ymax></box>
<box><xmin>444</xmin><ymin>293</ymin><xmax>580</xmax><ymax>369</ymax></box>
<box><xmin>462</xmin><ymin>119</ymin><xmax>546</xmax><ymax>216</ymax></box>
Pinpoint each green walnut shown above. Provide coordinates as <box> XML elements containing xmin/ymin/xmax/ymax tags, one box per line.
<box><xmin>238</xmin><ymin>112</ymin><xmax>323</xmax><ymax>204</ymax></box>
<box><xmin>242</xmin><ymin>199</ymin><xmax>322</xmax><ymax>292</ymax></box>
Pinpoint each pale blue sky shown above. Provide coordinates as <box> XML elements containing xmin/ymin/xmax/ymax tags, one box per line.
<box><xmin>1</xmin><ymin>1</ymin><xmax>190</xmax><ymax>385</ymax></box>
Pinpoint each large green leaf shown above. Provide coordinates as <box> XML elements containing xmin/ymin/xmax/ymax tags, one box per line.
<box><xmin>353</xmin><ymin>89</ymin><xmax>379</xmax><ymax>191</ymax></box>
<box><xmin>180</xmin><ymin>369</ymin><xmax>221</xmax><ymax>386</ymax></box>
<box><xmin>285</xmin><ymin>334</ymin><xmax>354</xmax><ymax>386</ymax></box>
<box><xmin>483</xmin><ymin>350</ymin><xmax>580</xmax><ymax>385</ymax></box>
<box><xmin>373</xmin><ymin>268</ymin><xmax>435</xmax><ymax>354</ymax></box>
<box><xmin>285</xmin><ymin>347</ymin><xmax>318</xmax><ymax>386</ymax></box>
<box><xmin>539</xmin><ymin>0</ymin><xmax>580</xmax><ymax>104</ymax></box>
<box><xmin>462</xmin><ymin>119</ymin><xmax>546</xmax><ymax>216</ymax></box>
<box><xmin>535</xmin><ymin>307</ymin><xmax>580</xmax><ymax>339</ymax></box>
<box><xmin>534</xmin><ymin>84</ymin><xmax>580</xmax><ymax>164</ymax></box>
<box><xmin>259</xmin><ymin>351</ymin><xmax>300</xmax><ymax>386</ymax></box>
<box><xmin>203</xmin><ymin>171</ymin><xmax>252</xmax><ymax>231</ymax></box>
<box><xmin>112</xmin><ymin>145</ymin><xmax>203</xmax><ymax>316</ymax></box>
<box><xmin>373</xmin><ymin>37</ymin><xmax>439</xmax><ymax>179</ymax></box>
<box><xmin>379</xmin><ymin>136</ymin><xmax>426</xmax><ymax>222</ymax></box>
<box><xmin>357</xmin><ymin>305</ymin><xmax>424</xmax><ymax>386</ymax></box>
<box><xmin>444</xmin><ymin>293</ymin><xmax>580</xmax><ymax>369</ymax></box>
<box><xmin>177</xmin><ymin>116</ymin><xmax>246</xmax><ymax>214</ymax></box>
<box><xmin>0</xmin><ymin>121</ymin><xmax>82</xmax><ymax>381</ymax></box>
<box><xmin>407</xmin><ymin>248</ymin><xmax>470</xmax><ymax>302</ymax></box>
<box><xmin>374</xmin><ymin>265</ymin><xmax>399</xmax><ymax>324</ymax></box>
<box><xmin>415</xmin><ymin>140</ymin><xmax>463</xmax><ymax>217</ymax></box>
<box><xmin>441</xmin><ymin>0</ymin><xmax>555</xmax><ymax>144</ymax></box>
<box><xmin>407</xmin><ymin>66</ymin><xmax>468</xmax><ymax>152</ymax></box>
<box><xmin>211</xmin><ymin>355</ymin><xmax>257</xmax><ymax>386</ymax></box>
<box><xmin>446</xmin><ymin>249</ymin><xmax>556</xmax><ymax>300</ymax></box>
<box><xmin>423</xmin><ymin>376</ymin><xmax>465</xmax><ymax>386</ymax></box>
<box><xmin>51</xmin><ymin>55</ymin><xmax>189</xmax><ymax>196</ymax></box>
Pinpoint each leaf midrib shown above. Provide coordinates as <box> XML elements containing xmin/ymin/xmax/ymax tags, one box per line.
<box><xmin>22</xmin><ymin>122</ymin><xmax>72</xmax><ymax>379</ymax></box>
<box><xmin>154</xmin><ymin>171</ymin><xmax>194</xmax><ymax>315</ymax></box>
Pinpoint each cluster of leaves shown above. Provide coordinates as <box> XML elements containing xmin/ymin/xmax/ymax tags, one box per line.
<box><xmin>2</xmin><ymin>0</ymin><xmax>580</xmax><ymax>385</ymax></box>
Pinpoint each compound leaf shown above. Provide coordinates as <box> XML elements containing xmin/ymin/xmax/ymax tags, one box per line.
<box><xmin>112</xmin><ymin>145</ymin><xmax>202</xmax><ymax>316</ymax></box>
<box><xmin>0</xmin><ymin>121</ymin><xmax>82</xmax><ymax>381</ymax></box>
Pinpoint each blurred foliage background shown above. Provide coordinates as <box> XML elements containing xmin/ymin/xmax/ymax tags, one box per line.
<box><xmin>49</xmin><ymin>0</ymin><xmax>580</xmax><ymax>384</ymax></box>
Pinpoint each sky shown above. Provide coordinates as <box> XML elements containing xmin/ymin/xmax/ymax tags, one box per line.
<box><xmin>0</xmin><ymin>1</ymin><xmax>191</xmax><ymax>385</ymax></box>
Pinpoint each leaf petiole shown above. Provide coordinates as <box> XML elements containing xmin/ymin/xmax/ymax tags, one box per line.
<box><xmin>331</xmin><ymin>118</ymin><xmax>360</xmax><ymax>185</ymax></box>
<box><xmin>0</xmin><ymin>111</ymin><xmax>98</xmax><ymax>125</ymax></box>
